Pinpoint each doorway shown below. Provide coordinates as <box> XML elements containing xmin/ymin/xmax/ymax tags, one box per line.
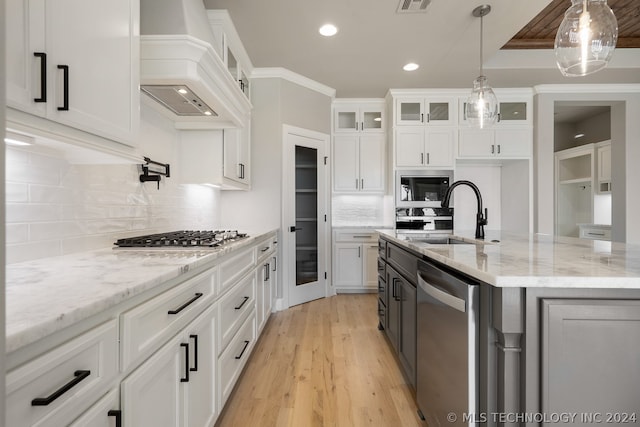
<box><xmin>282</xmin><ymin>125</ymin><xmax>330</xmax><ymax>308</ymax></box>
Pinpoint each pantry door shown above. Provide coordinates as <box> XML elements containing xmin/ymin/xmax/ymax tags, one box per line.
<box><xmin>283</xmin><ymin>125</ymin><xmax>329</xmax><ymax>308</ymax></box>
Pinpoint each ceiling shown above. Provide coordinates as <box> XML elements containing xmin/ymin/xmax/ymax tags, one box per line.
<box><xmin>204</xmin><ymin>0</ymin><xmax>640</xmax><ymax>97</ymax></box>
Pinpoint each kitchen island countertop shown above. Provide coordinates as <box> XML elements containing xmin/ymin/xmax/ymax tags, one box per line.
<box><xmin>5</xmin><ymin>230</ymin><xmax>278</xmax><ymax>354</ymax></box>
<box><xmin>378</xmin><ymin>229</ymin><xmax>640</xmax><ymax>289</ymax></box>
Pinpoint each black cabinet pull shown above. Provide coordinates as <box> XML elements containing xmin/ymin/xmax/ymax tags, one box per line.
<box><xmin>392</xmin><ymin>278</ymin><xmax>400</xmax><ymax>301</ymax></box>
<box><xmin>272</xmin><ymin>257</ymin><xmax>277</xmax><ymax>272</ymax></box>
<box><xmin>57</xmin><ymin>65</ymin><xmax>69</xmax><ymax>111</ymax></box>
<box><xmin>108</xmin><ymin>410</ymin><xmax>122</xmax><ymax>427</ymax></box>
<box><xmin>266</xmin><ymin>263</ymin><xmax>270</xmax><ymax>281</ymax></box>
<box><xmin>235</xmin><ymin>340</ymin><xmax>250</xmax><ymax>359</ymax></box>
<box><xmin>180</xmin><ymin>343</ymin><xmax>189</xmax><ymax>382</ymax></box>
<box><xmin>168</xmin><ymin>292</ymin><xmax>203</xmax><ymax>315</ymax></box>
<box><xmin>189</xmin><ymin>334</ymin><xmax>198</xmax><ymax>372</ymax></box>
<box><xmin>234</xmin><ymin>296</ymin><xmax>249</xmax><ymax>310</ymax></box>
<box><xmin>33</xmin><ymin>52</ymin><xmax>47</xmax><ymax>102</ymax></box>
<box><xmin>261</xmin><ymin>246</ymin><xmax>270</xmax><ymax>252</ymax></box>
<box><xmin>31</xmin><ymin>370</ymin><xmax>90</xmax><ymax>406</ymax></box>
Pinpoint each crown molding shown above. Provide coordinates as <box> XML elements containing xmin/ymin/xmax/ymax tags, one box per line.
<box><xmin>250</xmin><ymin>67</ymin><xmax>336</xmax><ymax>98</ymax></box>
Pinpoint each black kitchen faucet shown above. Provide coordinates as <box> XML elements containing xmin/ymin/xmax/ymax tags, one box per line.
<box><xmin>441</xmin><ymin>180</ymin><xmax>488</xmax><ymax>239</ymax></box>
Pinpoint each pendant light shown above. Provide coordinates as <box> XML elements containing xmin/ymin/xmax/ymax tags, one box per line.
<box><xmin>554</xmin><ymin>0</ymin><xmax>618</xmax><ymax>77</ymax></box>
<box><xmin>465</xmin><ymin>5</ymin><xmax>498</xmax><ymax>129</ymax></box>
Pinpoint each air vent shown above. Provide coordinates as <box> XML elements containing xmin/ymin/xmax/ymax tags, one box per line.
<box><xmin>397</xmin><ymin>0</ymin><xmax>431</xmax><ymax>13</ymax></box>
<box><xmin>140</xmin><ymin>85</ymin><xmax>218</xmax><ymax>117</ymax></box>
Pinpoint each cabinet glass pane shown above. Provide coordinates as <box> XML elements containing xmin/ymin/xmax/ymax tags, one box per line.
<box><xmin>337</xmin><ymin>111</ymin><xmax>357</xmax><ymax>130</ymax></box>
<box><xmin>400</xmin><ymin>102</ymin><xmax>421</xmax><ymax>121</ymax></box>
<box><xmin>363</xmin><ymin>111</ymin><xmax>382</xmax><ymax>130</ymax></box>
<box><xmin>227</xmin><ymin>49</ymin><xmax>237</xmax><ymax>79</ymax></box>
<box><xmin>428</xmin><ymin>103</ymin><xmax>449</xmax><ymax>121</ymax></box>
<box><xmin>295</xmin><ymin>146</ymin><xmax>318</xmax><ymax>286</ymax></box>
<box><xmin>499</xmin><ymin>102</ymin><xmax>526</xmax><ymax>121</ymax></box>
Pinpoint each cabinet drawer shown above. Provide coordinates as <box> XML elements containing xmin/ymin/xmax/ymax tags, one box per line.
<box><xmin>256</xmin><ymin>235</ymin><xmax>277</xmax><ymax>264</ymax></box>
<box><xmin>220</xmin><ymin>247</ymin><xmax>256</xmax><ymax>294</ymax></box>
<box><xmin>120</xmin><ymin>269</ymin><xmax>216</xmax><ymax>370</ymax></box>
<box><xmin>387</xmin><ymin>242</ymin><xmax>418</xmax><ymax>286</ymax></box>
<box><xmin>218</xmin><ymin>312</ymin><xmax>256</xmax><ymax>407</ymax></box>
<box><xmin>218</xmin><ymin>272</ymin><xmax>255</xmax><ymax>354</ymax></box>
<box><xmin>580</xmin><ymin>226</ymin><xmax>611</xmax><ymax>241</ymax></box>
<box><xmin>335</xmin><ymin>231</ymin><xmax>378</xmax><ymax>242</ymax></box>
<box><xmin>68</xmin><ymin>388</ymin><xmax>119</xmax><ymax>427</ymax></box>
<box><xmin>6</xmin><ymin>320</ymin><xmax>118</xmax><ymax>427</ymax></box>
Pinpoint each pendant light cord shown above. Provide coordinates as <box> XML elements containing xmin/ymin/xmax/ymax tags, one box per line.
<box><xmin>479</xmin><ymin>13</ymin><xmax>484</xmax><ymax>76</ymax></box>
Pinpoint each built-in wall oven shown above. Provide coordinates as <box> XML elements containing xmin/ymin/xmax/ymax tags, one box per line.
<box><xmin>395</xmin><ymin>170</ymin><xmax>454</xmax><ymax>235</ymax></box>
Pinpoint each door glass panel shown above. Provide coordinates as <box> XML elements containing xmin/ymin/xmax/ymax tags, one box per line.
<box><xmin>499</xmin><ymin>102</ymin><xmax>527</xmax><ymax>121</ymax></box>
<box><xmin>295</xmin><ymin>146</ymin><xmax>318</xmax><ymax>285</ymax></box>
<box><xmin>400</xmin><ymin>102</ymin><xmax>421</xmax><ymax>121</ymax></box>
<box><xmin>363</xmin><ymin>111</ymin><xmax>382</xmax><ymax>130</ymax></box>
<box><xmin>337</xmin><ymin>111</ymin><xmax>357</xmax><ymax>130</ymax></box>
<box><xmin>428</xmin><ymin>102</ymin><xmax>449</xmax><ymax>121</ymax></box>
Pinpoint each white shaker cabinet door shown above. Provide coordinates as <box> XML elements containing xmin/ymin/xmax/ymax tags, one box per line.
<box><xmin>359</xmin><ymin>135</ymin><xmax>385</xmax><ymax>192</ymax></box>
<box><xmin>121</xmin><ymin>333</ymin><xmax>185</xmax><ymax>427</ymax></box>
<box><xmin>46</xmin><ymin>0</ymin><xmax>138</xmax><ymax>145</ymax></box>
<box><xmin>395</xmin><ymin>128</ymin><xmax>424</xmax><ymax>167</ymax></box>
<box><xmin>333</xmin><ymin>135</ymin><xmax>359</xmax><ymax>192</ymax></box>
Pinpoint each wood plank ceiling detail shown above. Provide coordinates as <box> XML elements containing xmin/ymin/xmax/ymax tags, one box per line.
<box><xmin>503</xmin><ymin>0</ymin><xmax>640</xmax><ymax>49</ymax></box>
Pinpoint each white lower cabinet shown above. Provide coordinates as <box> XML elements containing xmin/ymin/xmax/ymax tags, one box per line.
<box><xmin>121</xmin><ymin>303</ymin><xmax>217</xmax><ymax>427</ymax></box>
<box><xmin>5</xmin><ymin>320</ymin><xmax>119</xmax><ymax>427</ymax></box>
<box><xmin>69</xmin><ymin>388</ymin><xmax>120</xmax><ymax>427</ymax></box>
<box><xmin>257</xmin><ymin>251</ymin><xmax>277</xmax><ymax>332</ymax></box>
<box><xmin>218</xmin><ymin>312</ymin><xmax>256</xmax><ymax>408</ymax></box>
<box><xmin>7</xmin><ymin>231</ymin><xmax>279</xmax><ymax>427</ymax></box>
<box><xmin>333</xmin><ymin>230</ymin><xmax>380</xmax><ymax>292</ymax></box>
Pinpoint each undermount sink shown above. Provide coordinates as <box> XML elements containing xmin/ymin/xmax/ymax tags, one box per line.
<box><xmin>408</xmin><ymin>236</ymin><xmax>475</xmax><ymax>245</ymax></box>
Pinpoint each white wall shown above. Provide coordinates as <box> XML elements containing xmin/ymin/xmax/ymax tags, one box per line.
<box><xmin>5</xmin><ymin>105</ymin><xmax>223</xmax><ymax>264</ymax></box>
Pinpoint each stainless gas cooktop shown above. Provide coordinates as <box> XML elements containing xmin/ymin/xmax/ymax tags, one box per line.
<box><xmin>114</xmin><ymin>230</ymin><xmax>248</xmax><ymax>248</ymax></box>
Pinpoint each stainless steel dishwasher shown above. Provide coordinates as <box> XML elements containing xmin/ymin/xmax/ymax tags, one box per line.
<box><xmin>416</xmin><ymin>259</ymin><xmax>479</xmax><ymax>427</ymax></box>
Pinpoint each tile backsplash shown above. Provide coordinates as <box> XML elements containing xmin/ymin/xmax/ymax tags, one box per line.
<box><xmin>5</xmin><ymin>146</ymin><xmax>221</xmax><ymax>264</ymax></box>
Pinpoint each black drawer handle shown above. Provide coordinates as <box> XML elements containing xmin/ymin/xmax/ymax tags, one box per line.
<box><xmin>235</xmin><ymin>340</ymin><xmax>250</xmax><ymax>359</ymax></box>
<box><xmin>261</xmin><ymin>246</ymin><xmax>270</xmax><ymax>252</ymax></box>
<box><xmin>108</xmin><ymin>410</ymin><xmax>122</xmax><ymax>427</ymax></box>
<box><xmin>168</xmin><ymin>292</ymin><xmax>203</xmax><ymax>315</ymax></box>
<box><xmin>180</xmin><ymin>343</ymin><xmax>189</xmax><ymax>382</ymax></box>
<box><xmin>31</xmin><ymin>370</ymin><xmax>90</xmax><ymax>406</ymax></box>
<box><xmin>189</xmin><ymin>334</ymin><xmax>198</xmax><ymax>372</ymax></box>
<box><xmin>33</xmin><ymin>52</ymin><xmax>47</xmax><ymax>102</ymax></box>
<box><xmin>57</xmin><ymin>65</ymin><xmax>69</xmax><ymax>111</ymax></box>
<box><xmin>235</xmin><ymin>296</ymin><xmax>250</xmax><ymax>310</ymax></box>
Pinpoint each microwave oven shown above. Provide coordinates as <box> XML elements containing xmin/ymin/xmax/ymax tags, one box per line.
<box><xmin>395</xmin><ymin>170</ymin><xmax>453</xmax><ymax>208</ymax></box>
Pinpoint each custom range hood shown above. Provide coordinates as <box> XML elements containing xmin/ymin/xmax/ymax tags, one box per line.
<box><xmin>140</xmin><ymin>0</ymin><xmax>251</xmax><ymax>128</ymax></box>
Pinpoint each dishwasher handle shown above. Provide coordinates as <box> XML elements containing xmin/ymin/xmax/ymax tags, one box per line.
<box><xmin>418</xmin><ymin>274</ymin><xmax>466</xmax><ymax>313</ymax></box>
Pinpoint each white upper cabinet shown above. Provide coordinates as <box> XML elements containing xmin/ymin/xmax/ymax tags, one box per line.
<box><xmin>333</xmin><ymin>100</ymin><xmax>385</xmax><ymax>133</ymax></box>
<box><xmin>597</xmin><ymin>140</ymin><xmax>612</xmax><ymax>193</ymax></box>
<box><xmin>395</xmin><ymin>128</ymin><xmax>455</xmax><ymax>168</ymax></box>
<box><xmin>333</xmin><ymin>135</ymin><xmax>385</xmax><ymax>193</ymax></box>
<box><xmin>6</xmin><ymin>0</ymin><xmax>139</xmax><ymax>147</ymax></box>
<box><xmin>395</xmin><ymin>97</ymin><xmax>457</xmax><ymax>126</ymax></box>
<box><xmin>458</xmin><ymin>128</ymin><xmax>532</xmax><ymax>159</ymax></box>
<box><xmin>458</xmin><ymin>91</ymin><xmax>532</xmax><ymax>126</ymax></box>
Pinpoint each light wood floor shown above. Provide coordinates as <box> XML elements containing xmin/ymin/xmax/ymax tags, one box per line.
<box><xmin>215</xmin><ymin>294</ymin><xmax>425</xmax><ymax>427</ymax></box>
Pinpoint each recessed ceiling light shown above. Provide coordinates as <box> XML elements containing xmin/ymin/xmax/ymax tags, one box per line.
<box><xmin>574</xmin><ymin>133</ymin><xmax>585</xmax><ymax>139</ymax></box>
<box><xmin>319</xmin><ymin>24</ymin><xmax>338</xmax><ymax>37</ymax></box>
<box><xmin>403</xmin><ymin>63</ymin><xmax>419</xmax><ymax>71</ymax></box>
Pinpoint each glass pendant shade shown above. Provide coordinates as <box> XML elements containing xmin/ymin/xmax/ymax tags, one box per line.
<box><xmin>466</xmin><ymin>76</ymin><xmax>498</xmax><ymax>129</ymax></box>
<box><xmin>554</xmin><ymin>0</ymin><xmax>618</xmax><ymax>77</ymax></box>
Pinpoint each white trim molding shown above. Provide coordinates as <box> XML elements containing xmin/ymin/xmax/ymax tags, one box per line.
<box><xmin>534</xmin><ymin>83</ymin><xmax>640</xmax><ymax>94</ymax></box>
<box><xmin>251</xmin><ymin>67</ymin><xmax>336</xmax><ymax>98</ymax></box>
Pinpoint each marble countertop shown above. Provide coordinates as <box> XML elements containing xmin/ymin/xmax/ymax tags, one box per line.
<box><xmin>5</xmin><ymin>230</ymin><xmax>277</xmax><ymax>354</ymax></box>
<box><xmin>378</xmin><ymin>229</ymin><xmax>640</xmax><ymax>289</ymax></box>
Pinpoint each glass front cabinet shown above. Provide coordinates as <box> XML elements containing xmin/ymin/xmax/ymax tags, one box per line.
<box><xmin>333</xmin><ymin>101</ymin><xmax>385</xmax><ymax>133</ymax></box>
<box><xmin>459</xmin><ymin>92</ymin><xmax>532</xmax><ymax>126</ymax></box>
<box><xmin>395</xmin><ymin>97</ymin><xmax>457</xmax><ymax>126</ymax></box>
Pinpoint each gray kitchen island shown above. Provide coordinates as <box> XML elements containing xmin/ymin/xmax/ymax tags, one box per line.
<box><xmin>377</xmin><ymin>229</ymin><xmax>640</xmax><ymax>427</ymax></box>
